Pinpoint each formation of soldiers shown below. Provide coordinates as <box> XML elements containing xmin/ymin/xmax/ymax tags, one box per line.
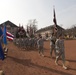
<box><xmin>13</xmin><ymin>37</ymin><xmax>38</xmax><ymax>50</ymax></box>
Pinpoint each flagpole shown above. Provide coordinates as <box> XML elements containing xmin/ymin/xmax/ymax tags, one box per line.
<box><xmin>53</xmin><ymin>6</ymin><xmax>58</xmax><ymax>37</ymax></box>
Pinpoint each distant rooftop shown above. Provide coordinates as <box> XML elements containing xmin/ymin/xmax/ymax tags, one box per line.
<box><xmin>0</xmin><ymin>20</ymin><xmax>18</xmax><ymax>27</ymax></box>
<box><xmin>36</xmin><ymin>25</ymin><xmax>65</xmax><ymax>33</ymax></box>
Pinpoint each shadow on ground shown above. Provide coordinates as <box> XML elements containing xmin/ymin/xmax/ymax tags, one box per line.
<box><xmin>8</xmin><ymin>56</ymin><xmax>72</xmax><ymax>75</ymax></box>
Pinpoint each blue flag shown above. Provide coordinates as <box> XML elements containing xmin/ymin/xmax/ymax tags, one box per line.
<box><xmin>3</xmin><ymin>25</ymin><xmax>7</xmax><ymax>45</ymax></box>
<box><xmin>0</xmin><ymin>27</ymin><xmax>3</xmax><ymax>37</ymax></box>
<box><xmin>0</xmin><ymin>27</ymin><xmax>5</xmax><ymax>60</ymax></box>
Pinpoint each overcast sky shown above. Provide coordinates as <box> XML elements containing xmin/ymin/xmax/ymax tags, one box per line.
<box><xmin>0</xmin><ymin>0</ymin><xmax>76</xmax><ymax>29</ymax></box>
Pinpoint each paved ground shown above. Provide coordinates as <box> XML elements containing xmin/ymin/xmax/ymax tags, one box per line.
<box><xmin>0</xmin><ymin>40</ymin><xmax>76</xmax><ymax>75</ymax></box>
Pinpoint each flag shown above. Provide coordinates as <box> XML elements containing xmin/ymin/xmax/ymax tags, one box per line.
<box><xmin>6</xmin><ymin>32</ymin><xmax>14</xmax><ymax>41</ymax></box>
<box><xmin>53</xmin><ymin>8</ymin><xmax>57</xmax><ymax>25</ymax></box>
<box><xmin>3</xmin><ymin>24</ymin><xmax>14</xmax><ymax>41</ymax></box>
<box><xmin>0</xmin><ymin>27</ymin><xmax>3</xmax><ymax>37</ymax></box>
<box><xmin>0</xmin><ymin>43</ymin><xmax>5</xmax><ymax>60</ymax></box>
<box><xmin>3</xmin><ymin>26</ymin><xmax>7</xmax><ymax>45</ymax></box>
<box><xmin>53</xmin><ymin>7</ymin><xmax>58</xmax><ymax>33</ymax></box>
<box><xmin>0</xmin><ymin>27</ymin><xmax>5</xmax><ymax>60</ymax></box>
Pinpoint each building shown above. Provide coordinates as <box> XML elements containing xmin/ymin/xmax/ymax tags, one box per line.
<box><xmin>0</xmin><ymin>20</ymin><xmax>19</xmax><ymax>37</ymax></box>
<box><xmin>35</xmin><ymin>25</ymin><xmax>65</xmax><ymax>38</ymax></box>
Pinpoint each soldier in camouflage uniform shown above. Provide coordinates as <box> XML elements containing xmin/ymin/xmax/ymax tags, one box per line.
<box><xmin>50</xmin><ymin>33</ymin><xmax>56</xmax><ymax>58</ymax></box>
<box><xmin>37</xmin><ymin>36</ymin><xmax>44</xmax><ymax>57</ymax></box>
<box><xmin>55</xmin><ymin>34</ymin><xmax>67</xmax><ymax>70</ymax></box>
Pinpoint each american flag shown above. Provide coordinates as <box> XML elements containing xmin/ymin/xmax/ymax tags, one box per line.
<box><xmin>3</xmin><ymin>25</ymin><xmax>14</xmax><ymax>44</ymax></box>
<box><xmin>6</xmin><ymin>31</ymin><xmax>14</xmax><ymax>41</ymax></box>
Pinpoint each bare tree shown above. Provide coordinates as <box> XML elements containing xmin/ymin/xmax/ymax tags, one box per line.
<box><xmin>27</xmin><ymin>19</ymin><xmax>38</xmax><ymax>37</ymax></box>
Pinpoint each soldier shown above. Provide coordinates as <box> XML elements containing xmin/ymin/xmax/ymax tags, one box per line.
<box><xmin>50</xmin><ymin>33</ymin><xmax>56</xmax><ymax>58</ymax></box>
<box><xmin>37</xmin><ymin>36</ymin><xmax>44</xmax><ymax>57</ymax></box>
<box><xmin>55</xmin><ymin>34</ymin><xmax>67</xmax><ymax>70</ymax></box>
